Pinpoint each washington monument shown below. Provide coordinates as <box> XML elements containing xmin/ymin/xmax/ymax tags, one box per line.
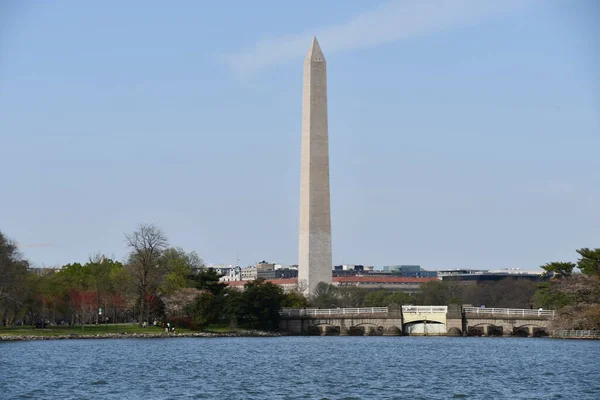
<box><xmin>298</xmin><ymin>37</ymin><xmax>332</xmax><ymax>296</ymax></box>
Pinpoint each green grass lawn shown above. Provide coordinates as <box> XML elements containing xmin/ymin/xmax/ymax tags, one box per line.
<box><xmin>0</xmin><ymin>324</ymin><xmax>192</xmax><ymax>337</ymax></box>
<box><xmin>0</xmin><ymin>322</ymin><xmax>246</xmax><ymax>337</ymax></box>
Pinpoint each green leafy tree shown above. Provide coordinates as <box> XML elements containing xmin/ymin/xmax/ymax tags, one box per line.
<box><xmin>363</xmin><ymin>290</ymin><xmax>391</xmax><ymax>307</ymax></box>
<box><xmin>0</xmin><ymin>231</ymin><xmax>31</xmax><ymax>326</ymax></box>
<box><xmin>188</xmin><ymin>268</ymin><xmax>229</xmax><ymax>321</ymax></box>
<box><xmin>386</xmin><ymin>291</ymin><xmax>413</xmax><ymax>306</ymax></box>
<box><xmin>415</xmin><ymin>280</ymin><xmax>463</xmax><ymax>305</ymax></box>
<box><xmin>160</xmin><ymin>247</ymin><xmax>203</xmax><ymax>295</ymax></box>
<box><xmin>337</xmin><ymin>287</ymin><xmax>368</xmax><ymax>307</ymax></box>
<box><xmin>576</xmin><ymin>248</ymin><xmax>600</xmax><ymax>277</ymax></box>
<box><xmin>87</xmin><ymin>255</ymin><xmax>124</xmax><ymax>324</ymax></box>
<box><xmin>222</xmin><ymin>288</ymin><xmax>246</xmax><ymax>328</ymax></box>
<box><xmin>533</xmin><ymin>247</ymin><xmax>600</xmax><ymax>330</ymax></box>
<box><xmin>108</xmin><ymin>262</ymin><xmax>132</xmax><ymax>323</ymax></box>
<box><xmin>281</xmin><ymin>290</ymin><xmax>309</xmax><ymax>308</ymax></box>
<box><xmin>0</xmin><ymin>232</ymin><xmax>29</xmax><ymax>325</ymax></box>
<box><xmin>53</xmin><ymin>262</ymin><xmax>93</xmax><ymax>325</ymax></box>
<box><xmin>540</xmin><ymin>261</ymin><xmax>576</xmax><ymax>278</ymax></box>
<box><xmin>536</xmin><ymin>274</ymin><xmax>600</xmax><ymax>330</ymax></box>
<box><xmin>189</xmin><ymin>291</ymin><xmax>217</xmax><ymax>329</ymax></box>
<box><xmin>463</xmin><ymin>278</ymin><xmax>536</xmax><ymax>309</ymax></box>
<box><xmin>311</xmin><ymin>282</ymin><xmax>339</xmax><ymax>308</ymax></box>
<box><xmin>190</xmin><ymin>268</ymin><xmax>227</xmax><ymax>296</ymax></box>
<box><xmin>242</xmin><ymin>279</ymin><xmax>286</xmax><ymax>330</ymax></box>
<box><xmin>533</xmin><ymin>281</ymin><xmax>571</xmax><ymax>310</ymax></box>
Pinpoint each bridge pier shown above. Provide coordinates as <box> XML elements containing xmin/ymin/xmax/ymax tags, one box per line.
<box><xmin>383</xmin><ymin>326</ymin><xmax>402</xmax><ymax>336</ymax></box>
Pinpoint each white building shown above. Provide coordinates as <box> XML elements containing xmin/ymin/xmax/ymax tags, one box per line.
<box><xmin>220</xmin><ymin>267</ymin><xmax>242</xmax><ymax>282</ymax></box>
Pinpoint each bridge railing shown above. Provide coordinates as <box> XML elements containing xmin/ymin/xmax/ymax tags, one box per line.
<box><xmin>553</xmin><ymin>330</ymin><xmax>600</xmax><ymax>338</ymax></box>
<box><xmin>463</xmin><ymin>307</ymin><xmax>555</xmax><ymax>319</ymax></box>
<box><xmin>280</xmin><ymin>307</ymin><xmax>388</xmax><ymax>317</ymax></box>
<box><xmin>280</xmin><ymin>305</ymin><xmax>450</xmax><ymax>317</ymax></box>
<box><xmin>402</xmin><ymin>306</ymin><xmax>448</xmax><ymax>314</ymax></box>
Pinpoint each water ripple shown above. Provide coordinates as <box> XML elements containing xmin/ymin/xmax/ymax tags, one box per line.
<box><xmin>1</xmin><ymin>337</ymin><xmax>599</xmax><ymax>399</ymax></box>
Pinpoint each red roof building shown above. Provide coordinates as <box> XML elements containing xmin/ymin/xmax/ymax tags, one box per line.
<box><xmin>224</xmin><ymin>276</ymin><xmax>436</xmax><ymax>293</ymax></box>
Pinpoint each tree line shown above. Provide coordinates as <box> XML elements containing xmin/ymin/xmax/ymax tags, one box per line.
<box><xmin>1</xmin><ymin>225</ymin><xmax>598</xmax><ymax>331</ymax></box>
<box><xmin>0</xmin><ymin>224</ymin><xmax>302</xmax><ymax>331</ymax></box>
<box><xmin>310</xmin><ymin>278</ymin><xmax>539</xmax><ymax>310</ymax></box>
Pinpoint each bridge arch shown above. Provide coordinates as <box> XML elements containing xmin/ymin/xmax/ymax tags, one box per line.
<box><xmin>349</xmin><ymin>323</ymin><xmax>383</xmax><ymax>336</ymax></box>
<box><xmin>305</xmin><ymin>323</ymin><xmax>340</xmax><ymax>336</ymax></box>
<box><xmin>447</xmin><ymin>327</ymin><xmax>462</xmax><ymax>336</ymax></box>
<box><xmin>467</xmin><ymin>323</ymin><xmax>504</xmax><ymax>337</ymax></box>
<box><xmin>513</xmin><ymin>324</ymin><xmax>549</xmax><ymax>338</ymax></box>
<box><xmin>404</xmin><ymin>320</ymin><xmax>446</xmax><ymax>336</ymax></box>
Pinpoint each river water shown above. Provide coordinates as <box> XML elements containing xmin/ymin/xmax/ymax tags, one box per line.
<box><xmin>1</xmin><ymin>336</ymin><xmax>599</xmax><ymax>399</ymax></box>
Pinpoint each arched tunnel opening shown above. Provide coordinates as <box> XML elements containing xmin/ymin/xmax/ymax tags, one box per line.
<box><xmin>306</xmin><ymin>325</ymin><xmax>341</xmax><ymax>336</ymax></box>
<box><xmin>347</xmin><ymin>325</ymin><xmax>383</xmax><ymax>336</ymax></box>
<box><xmin>348</xmin><ymin>326</ymin><xmax>365</xmax><ymax>336</ymax></box>
<box><xmin>404</xmin><ymin>321</ymin><xmax>446</xmax><ymax>336</ymax></box>
<box><xmin>306</xmin><ymin>326</ymin><xmax>320</xmax><ymax>336</ymax></box>
<box><xmin>513</xmin><ymin>327</ymin><xmax>530</xmax><ymax>337</ymax></box>
<box><xmin>324</xmin><ymin>326</ymin><xmax>340</xmax><ymax>336</ymax></box>
<box><xmin>487</xmin><ymin>325</ymin><xmax>503</xmax><ymax>337</ymax></box>
<box><xmin>367</xmin><ymin>326</ymin><xmax>384</xmax><ymax>336</ymax></box>
<box><xmin>467</xmin><ymin>326</ymin><xmax>485</xmax><ymax>337</ymax></box>
<box><xmin>532</xmin><ymin>328</ymin><xmax>549</xmax><ymax>338</ymax></box>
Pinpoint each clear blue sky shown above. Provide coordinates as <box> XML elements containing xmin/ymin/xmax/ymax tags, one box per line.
<box><xmin>1</xmin><ymin>0</ymin><xmax>598</xmax><ymax>271</ymax></box>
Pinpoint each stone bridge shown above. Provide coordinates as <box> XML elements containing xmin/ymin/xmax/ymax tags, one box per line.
<box><xmin>279</xmin><ymin>305</ymin><xmax>556</xmax><ymax>337</ymax></box>
<box><xmin>458</xmin><ymin>307</ymin><xmax>554</xmax><ymax>337</ymax></box>
<box><xmin>279</xmin><ymin>305</ymin><xmax>447</xmax><ymax>336</ymax></box>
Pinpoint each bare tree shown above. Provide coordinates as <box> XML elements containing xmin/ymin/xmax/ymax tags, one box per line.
<box><xmin>294</xmin><ymin>279</ymin><xmax>309</xmax><ymax>296</ymax></box>
<box><xmin>125</xmin><ymin>224</ymin><xmax>168</xmax><ymax>326</ymax></box>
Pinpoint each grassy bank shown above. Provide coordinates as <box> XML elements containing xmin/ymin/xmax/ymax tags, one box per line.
<box><xmin>0</xmin><ymin>323</ymin><xmax>248</xmax><ymax>337</ymax></box>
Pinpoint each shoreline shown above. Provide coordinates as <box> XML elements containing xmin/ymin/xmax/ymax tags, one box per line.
<box><xmin>0</xmin><ymin>330</ymin><xmax>285</xmax><ymax>342</ymax></box>
<box><xmin>3</xmin><ymin>333</ymin><xmax>598</xmax><ymax>342</ymax></box>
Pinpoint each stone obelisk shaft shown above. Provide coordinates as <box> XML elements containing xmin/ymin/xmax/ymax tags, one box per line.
<box><xmin>298</xmin><ymin>37</ymin><xmax>332</xmax><ymax>296</ymax></box>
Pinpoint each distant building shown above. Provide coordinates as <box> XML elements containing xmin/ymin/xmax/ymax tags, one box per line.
<box><xmin>240</xmin><ymin>267</ymin><xmax>257</xmax><ymax>281</ymax></box>
<box><xmin>333</xmin><ymin>276</ymin><xmax>436</xmax><ymax>294</ymax></box>
<box><xmin>439</xmin><ymin>268</ymin><xmax>543</xmax><ymax>283</ymax></box>
<box><xmin>220</xmin><ymin>267</ymin><xmax>242</xmax><ymax>282</ymax></box>
<box><xmin>256</xmin><ymin>261</ymin><xmax>276</xmax><ymax>279</ymax></box>
<box><xmin>224</xmin><ymin>276</ymin><xmax>436</xmax><ymax>294</ymax></box>
<box><xmin>227</xmin><ymin>278</ymin><xmax>299</xmax><ymax>293</ymax></box>
<box><xmin>208</xmin><ymin>265</ymin><xmax>236</xmax><ymax>277</ymax></box>
<box><xmin>27</xmin><ymin>267</ymin><xmax>60</xmax><ymax>276</ymax></box>
<box><xmin>332</xmin><ymin>265</ymin><xmax>366</xmax><ymax>276</ymax></box>
<box><xmin>274</xmin><ymin>268</ymin><xmax>298</xmax><ymax>279</ymax></box>
<box><xmin>274</xmin><ymin>264</ymin><xmax>297</xmax><ymax>270</ymax></box>
<box><xmin>382</xmin><ymin>265</ymin><xmax>438</xmax><ymax>278</ymax></box>
<box><xmin>437</xmin><ymin>269</ymin><xmax>488</xmax><ymax>279</ymax></box>
<box><xmin>234</xmin><ymin>261</ymin><xmax>282</xmax><ymax>281</ymax></box>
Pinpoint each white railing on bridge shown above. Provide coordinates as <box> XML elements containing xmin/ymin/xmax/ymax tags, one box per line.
<box><xmin>280</xmin><ymin>307</ymin><xmax>388</xmax><ymax>317</ymax></box>
<box><xmin>553</xmin><ymin>330</ymin><xmax>600</xmax><ymax>338</ymax></box>
<box><xmin>402</xmin><ymin>305</ymin><xmax>447</xmax><ymax>314</ymax></box>
<box><xmin>463</xmin><ymin>307</ymin><xmax>555</xmax><ymax>319</ymax></box>
<box><xmin>280</xmin><ymin>305</ymin><xmax>448</xmax><ymax>317</ymax></box>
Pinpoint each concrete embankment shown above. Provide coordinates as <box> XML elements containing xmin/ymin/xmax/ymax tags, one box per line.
<box><xmin>0</xmin><ymin>331</ymin><xmax>284</xmax><ymax>342</ymax></box>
